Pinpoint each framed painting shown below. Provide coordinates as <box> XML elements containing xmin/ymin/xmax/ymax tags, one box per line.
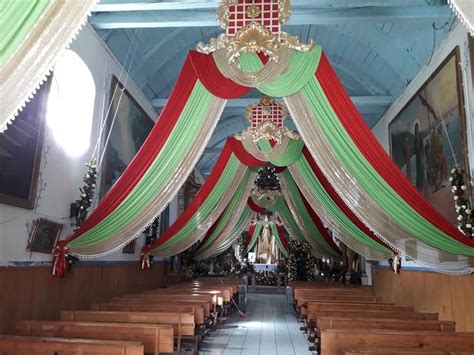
<box><xmin>389</xmin><ymin>47</ymin><xmax>470</xmax><ymax>224</ymax></box>
<box><xmin>0</xmin><ymin>77</ymin><xmax>49</xmax><ymax>209</ymax></box>
<box><xmin>122</xmin><ymin>239</ymin><xmax>136</xmax><ymax>254</ymax></box>
<box><xmin>27</xmin><ymin>218</ymin><xmax>63</xmax><ymax>254</ymax></box>
<box><xmin>100</xmin><ymin>76</ymin><xmax>155</xmax><ymax>197</ymax></box>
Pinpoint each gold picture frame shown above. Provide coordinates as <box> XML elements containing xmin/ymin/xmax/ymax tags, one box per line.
<box><xmin>27</xmin><ymin>218</ymin><xmax>63</xmax><ymax>254</ymax></box>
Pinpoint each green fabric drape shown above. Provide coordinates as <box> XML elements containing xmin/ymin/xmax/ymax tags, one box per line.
<box><xmin>270</xmin><ymin>223</ymin><xmax>289</xmax><ymax>258</ymax></box>
<box><xmin>153</xmin><ymin>155</ymin><xmax>245</xmax><ymax>254</ymax></box>
<box><xmin>267</xmin><ymin>196</ymin><xmax>305</xmax><ymax>242</ymax></box>
<box><xmin>0</xmin><ymin>0</ymin><xmax>50</xmax><ymax>67</ymax></box>
<box><xmin>246</xmin><ymin>223</ymin><xmax>263</xmax><ymax>254</ymax></box>
<box><xmin>292</xmin><ymin>156</ymin><xmax>391</xmax><ymax>254</ymax></box>
<box><xmin>281</xmin><ymin>170</ymin><xmax>341</xmax><ymax>257</ymax></box>
<box><xmin>68</xmin><ymin>82</ymin><xmax>216</xmax><ymax>250</ymax></box>
<box><xmin>256</xmin><ymin>138</ymin><xmax>304</xmax><ymax>166</ymax></box>
<box><xmin>239</xmin><ymin>45</ymin><xmax>322</xmax><ymax>96</ymax></box>
<box><xmin>197</xmin><ymin>172</ymin><xmax>250</xmax><ymax>251</ymax></box>
<box><xmin>301</xmin><ymin>78</ymin><xmax>474</xmax><ymax>256</ymax></box>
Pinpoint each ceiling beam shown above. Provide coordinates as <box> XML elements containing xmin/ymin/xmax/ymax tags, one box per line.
<box><xmin>152</xmin><ymin>96</ymin><xmax>392</xmax><ymax>112</ymax></box>
<box><xmin>91</xmin><ymin>5</ymin><xmax>451</xmax><ymax>29</ymax></box>
<box><xmin>93</xmin><ymin>0</ymin><xmax>441</xmax><ymax>12</ymax></box>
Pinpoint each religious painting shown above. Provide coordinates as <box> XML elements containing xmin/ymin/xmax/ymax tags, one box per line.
<box><xmin>0</xmin><ymin>78</ymin><xmax>49</xmax><ymax>209</ymax></box>
<box><xmin>389</xmin><ymin>47</ymin><xmax>470</xmax><ymax>224</ymax></box>
<box><xmin>27</xmin><ymin>218</ymin><xmax>63</xmax><ymax>254</ymax></box>
<box><xmin>100</xmin><ymin>76</ymin><xmax>155</xmax><ymax>197</ymax></box>
<box><xmin>122</xmin><ymin>239</ymin><xmax>136</xmax><ymax>254</ymax></box>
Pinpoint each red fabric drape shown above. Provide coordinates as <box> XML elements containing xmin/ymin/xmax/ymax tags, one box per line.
<box><xmin>303</xmin><ymin>148</ymin><xmax>391</xmax><ymax>250</ymax></box>
<box><xmin>68</xmin><ymin>56</ymin><xmax>199</xmax><ymax>242</ymax></box>
<box><xmin>247</xmin><ymin>196</ymin><xmax>267</xmax><ymax>213</ymax></box>
<box><xmin>276</xmin><ymin>224</ymin><xmax>289</xmax><ymax>252</ymax></box>
<box><xmin>316</xmin><ymin>54</ymin><xmax>474</xmax><ymax>247</ymax></box>
<box><xmin>142</xmin><ymin>139</ymin><xmax>238</xmax><ymax>253</ymax></box>
<box><xmin>246</xmin><ymin>224</ymin><xmax>256</xmax><ymax>246</ymax></box>
<box><xmin>228</xmin><ymin>137</ymin><xmax>265</xmax><ymax>167</ymax></box>
<box><xmin>189</xmin><ymin>51</ymin><xmax>251</xmax><ymax>99</ymax></box>
<box><xmin>298</xmin><ymin>187</ymin><xmax>342</xmax><ymax>255</ymax></box>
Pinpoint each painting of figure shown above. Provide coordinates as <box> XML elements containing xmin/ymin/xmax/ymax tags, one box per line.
<box><xmin>389</xmin><ymin>47</ymin><xmax>470</xmax><ymax>224</ymax></box>
<box><xmin>0</xmin><ymin>78</ymin><xmax>49</xmax><ymax>209</ymax></box>
<box><xmin>28</xmin><ymin>219</ymin><xmax>63</xmax><ymax>254</ymax></box>
<box><xmin>100</xmin><ymin>76</ymin><xmax>155</xmax><ymax>196</ymax></box>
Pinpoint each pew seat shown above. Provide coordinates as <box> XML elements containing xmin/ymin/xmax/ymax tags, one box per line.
<box><xmin>317</xmin><ymin>317</ymin><xmax>456</xmax><ymax>337</ymax></box>
<box><xmin>345</xmin><ymin>348</ymin><xmax>473</xmax><ymax>355</ymax></box>
<box><xmin>321</xmin><ymin>329</ymin><xmax>474</xmax><ymax>355</ymax></box>
<box><xmin>16</xmin><ymin>320</ymin><xmax>173</xmax><ymax>354</ymax></box>
<box><xmin>60</xmin><ymin>310</ymin><xmax>195</xmax><ymax>336</ymax></box>
<box><xmin>0</xmin><ymin>335</ymin><xmax>144</xmax><ymax>355</ymax></box>
<box><xmin>92</xmin><ymin>302</ymin><xmax>205</xmax><ymax>325</ymax></box>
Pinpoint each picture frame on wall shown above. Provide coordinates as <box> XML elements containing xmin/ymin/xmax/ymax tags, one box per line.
<box><xmin>27</xmin><ymin>218</ymin><xmax>63</xmax><ymax>254</ymax></box>
<box><xmin>100</xmin><ymin>75</ymin><xmax>155</xmax><ymax>197</ymax></box>
<box><xmin>122</xmin><ymin>239</ymin><xmax>137</xmax><ymax>254</ymax></box>
<box><xmin>0</xmin><ymin>77</ymin><xmax>50</xmax><ymax>209</ymax></box>
<box><xmin>389</xmin><ymin>46</ymin><xmax>471</xmax><ymax>224</ymax></box>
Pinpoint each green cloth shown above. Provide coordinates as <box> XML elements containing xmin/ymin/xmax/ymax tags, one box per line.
<box><xmin>282</xmin><ymin>170</ymin><xmax>340</xmax><ymax>257</ymax></box>
<box><xmin>256</xmin><ymin>138</ymin><xmax>304</xmax><ymax>166</ymax></box>
<box><xmin>68</xmin><ymin>81</ymin><xmax>215</xmax><ymax>249</ymax></box>
<box><xmin>0</xmin><ymin>0</ymin><xmax>50</xmax><ymax>67</ymax></box>
<box><xmin>239</xmin><ymin>45</ymin><xmax>322</xmax><ymax>97</ymax></box>
<box><xmin>301</xmin><ymin>78</ymin><xmax>474</xmax><ymax>256</ymax></box>
<box><xmin>270</xmin><ymin>222</ymin><xmax>289</xmax><ymax>258</ymax></box>
<box><xmin>292</xmin><ymin>156</ymin><xmax>391</xmax><ymax>254</ymax></box>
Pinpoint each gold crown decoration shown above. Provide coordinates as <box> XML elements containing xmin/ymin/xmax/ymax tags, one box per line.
<box><xmin>236</xmin><ymin>96</ymin><xmax>298</xmax><ymax>144</ymax></box>
<box><xmin>197</xmin><ymin>0</ymin><xmax>313</xmax><ymax>64</ymax></box>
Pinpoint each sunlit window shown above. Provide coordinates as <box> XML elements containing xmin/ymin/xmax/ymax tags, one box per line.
<box><xmin>47</xmin><ymin>50</ymin><xmax>95</xmax><ymax>157</ymax></box>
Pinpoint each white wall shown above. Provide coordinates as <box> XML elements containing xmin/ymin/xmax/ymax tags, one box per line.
<box><xmin>372</xmin><ymin>23</ymin><xmax>474</xmax><ymax>270</ymax></box>
<box><xmin>0</xmin><ymin>24</ymin><xmax>179</xmax><ymax>265</ymax></box>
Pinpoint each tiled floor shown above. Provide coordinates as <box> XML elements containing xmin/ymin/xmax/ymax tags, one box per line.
<box><xmin>199</xmin><ymin>292</ymin><xmax>311</xmax><ymax>355</ymax></box>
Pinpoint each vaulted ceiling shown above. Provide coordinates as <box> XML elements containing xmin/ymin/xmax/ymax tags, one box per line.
<box><xmin>90</xmin><ymin>0</ymin><xmax>455</xmax><ymax>175</ymax></box>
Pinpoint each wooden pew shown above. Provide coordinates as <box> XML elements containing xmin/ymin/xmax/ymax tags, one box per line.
<box><xmin>61</xmin><ymin>310</ymin><xmax>195</xmax><ymax>351</ymax></box>
<box><xmin>112</xmin><ymin>296</ymin><xmax>212</xmax><ymax>317</ymax></box>
<box><xmin>145</xmin><ymin>287</ymin><xmax>231</xmax><ymax>302</ymax></box>
<box><xmin>345</xmin><ymin>349</ymin><xmax>473</xmax><ymax>355</ymax></box>
<box><xmin>91</xmin><ymin>302</ymin><xmax>205</xmax><ymax>325</ymax></box>
<box><xmin>0</xmin><ymin>335</ymin><xmax>144</xmax><ymax>355</ymax></box>
<box><xmin>298</xmin><ymin>294</ymin><xmax>383</xmax><ymax>305</ymax></box>
<box><xmin>320</xmin><ymin>329</ymin><xmax>474</xmax><ymax>355</ymax></box>
<box><xmin>61</xmin><ymin>310</ymin><xmax>194</xmax><ymax>336</ymax></box>
<box><xmin>308</xmin><ymin>302</ymin><xmax>415</xmax><ymax>314</ymax></box>
<box><xmin>317</xmin><ymin>317</ymin><xmax>456</xmax><ymax>336</ymax></box>
<box><xmin>17</xmin><ymin>320</ymin><xmax>174</xmax><ymax>354</ymax></box>
<box><xmin>299</xmin><ymin>300</ymin><xmax>394</xmax><ymax>318</ymax></box>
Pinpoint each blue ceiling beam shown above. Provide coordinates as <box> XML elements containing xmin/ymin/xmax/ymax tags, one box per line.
<box><xmin>93</xmin><ymin>0</ymin><xmax>440</xmax><ymax>12</ymax></box>
<box><xmin>90</xmin><ymin>5</ymin><xmax>452</xmax><ymax>29</ymax></box>
<box><xmin>151</xmin><ymin>96</ymin><xmax>392</xmax><ymax>112</ymax></box>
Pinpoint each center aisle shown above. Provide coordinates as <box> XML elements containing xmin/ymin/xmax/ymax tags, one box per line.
<box><xmin>200</xmin><ymin>292</ymin><xmax>311</xmax><ymax>355</ymax></box>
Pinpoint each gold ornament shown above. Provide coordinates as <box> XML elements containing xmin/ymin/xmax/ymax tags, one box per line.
<box><xmin>198</xmin><ymin>0</ymin><xmax>313</xmax><ymax>64</ymax></box>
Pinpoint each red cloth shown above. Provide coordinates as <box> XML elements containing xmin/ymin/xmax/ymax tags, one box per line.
<box><xmin>228</xmin><ymin>137</ymin><xmax>264</xmax><ymax>167</ymax></box>
<box><xmin>142</xmin><ymin>139</ymin><xmax>237</xmax><ymax>253</ymax></box>
<box><xmin>247</xmin><ymin>196</ymin><xmax>267</xmax><ymax>213</ymax></box>
<box><xmin>316</xmin><ymin>54</ymin><xmax>474</xmax><ymax>247</ymax></box>
<box><xmin>276</xmin><ymin>224</ymin><xmax>289</xmax><ymax>252</ymax></box>
<box><xmin>298</xmin><ymin>187</ymin><xmax>342</xmax><ymax>255</ymax></box>
<box><xmin>68</xmin><ymin>55</ymin><xmax>199</xmax><ymax>243</ymax></box>
<box><xmin>189</xmin><ymin>51</ymin><xmax>251</xmax><ymax>99</ymax></box>
<box><xmin>303</xmin><ymin>148</ymin><xmax>390</xmax><ymax>250</ymax></box>
<box><xmin>52</xmin><ymin>241</ymin><xmax>69</xmax><ymax>278</ymax></box>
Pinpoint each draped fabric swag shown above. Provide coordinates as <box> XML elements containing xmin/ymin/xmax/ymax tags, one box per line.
<box><xmin>0</xmin><ymin>0</ymin><xmax>97</xmax><ymax>132</ymax></box>
<box><xmin>55</xmin><ymin>43</ymin><xmax>473</xmax><ymax>275</ymax></box>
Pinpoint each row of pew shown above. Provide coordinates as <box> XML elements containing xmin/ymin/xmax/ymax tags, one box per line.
<box><xmin>291</xmin><ymin>281</ymin><xmax>474</xmax><ymax>355</ymax></box>
<box><xmin>0</xmin><ymin>277</ymin><xmax>242</xmax><ymax>354</ymax></box>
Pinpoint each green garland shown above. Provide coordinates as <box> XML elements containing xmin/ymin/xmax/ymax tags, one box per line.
<box><xmin>287</xmin><ymin>236</ymin><xmax>316</xmax><ymax>281</ymax></box>
<box><xmin>450</xmin><ymin>168</ymin><xmax>473</xmax><ymax>238</ymax></box>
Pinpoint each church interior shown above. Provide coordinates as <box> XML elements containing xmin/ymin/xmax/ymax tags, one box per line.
<box><xmin>1</xmin><ymin>0</ymin><xmax>474</xmax><ymax>354</ymax></box>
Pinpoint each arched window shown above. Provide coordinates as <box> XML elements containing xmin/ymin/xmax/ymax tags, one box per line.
<box><xmin>47</xmin><ymin>50</ymin><xmax>95</xmax><ymax>157</ymax></box>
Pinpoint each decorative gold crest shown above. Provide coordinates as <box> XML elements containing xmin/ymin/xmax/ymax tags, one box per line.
<box><xmin>199</xmin><ymin>0</ymin><xmax>313</xmax><ymax>64</ymax></box>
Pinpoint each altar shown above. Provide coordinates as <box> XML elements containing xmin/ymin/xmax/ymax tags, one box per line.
<box><xmin>253</xmin><ymin>263</ymin><xmax>278</xmax><ymax>273</ymax></box>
